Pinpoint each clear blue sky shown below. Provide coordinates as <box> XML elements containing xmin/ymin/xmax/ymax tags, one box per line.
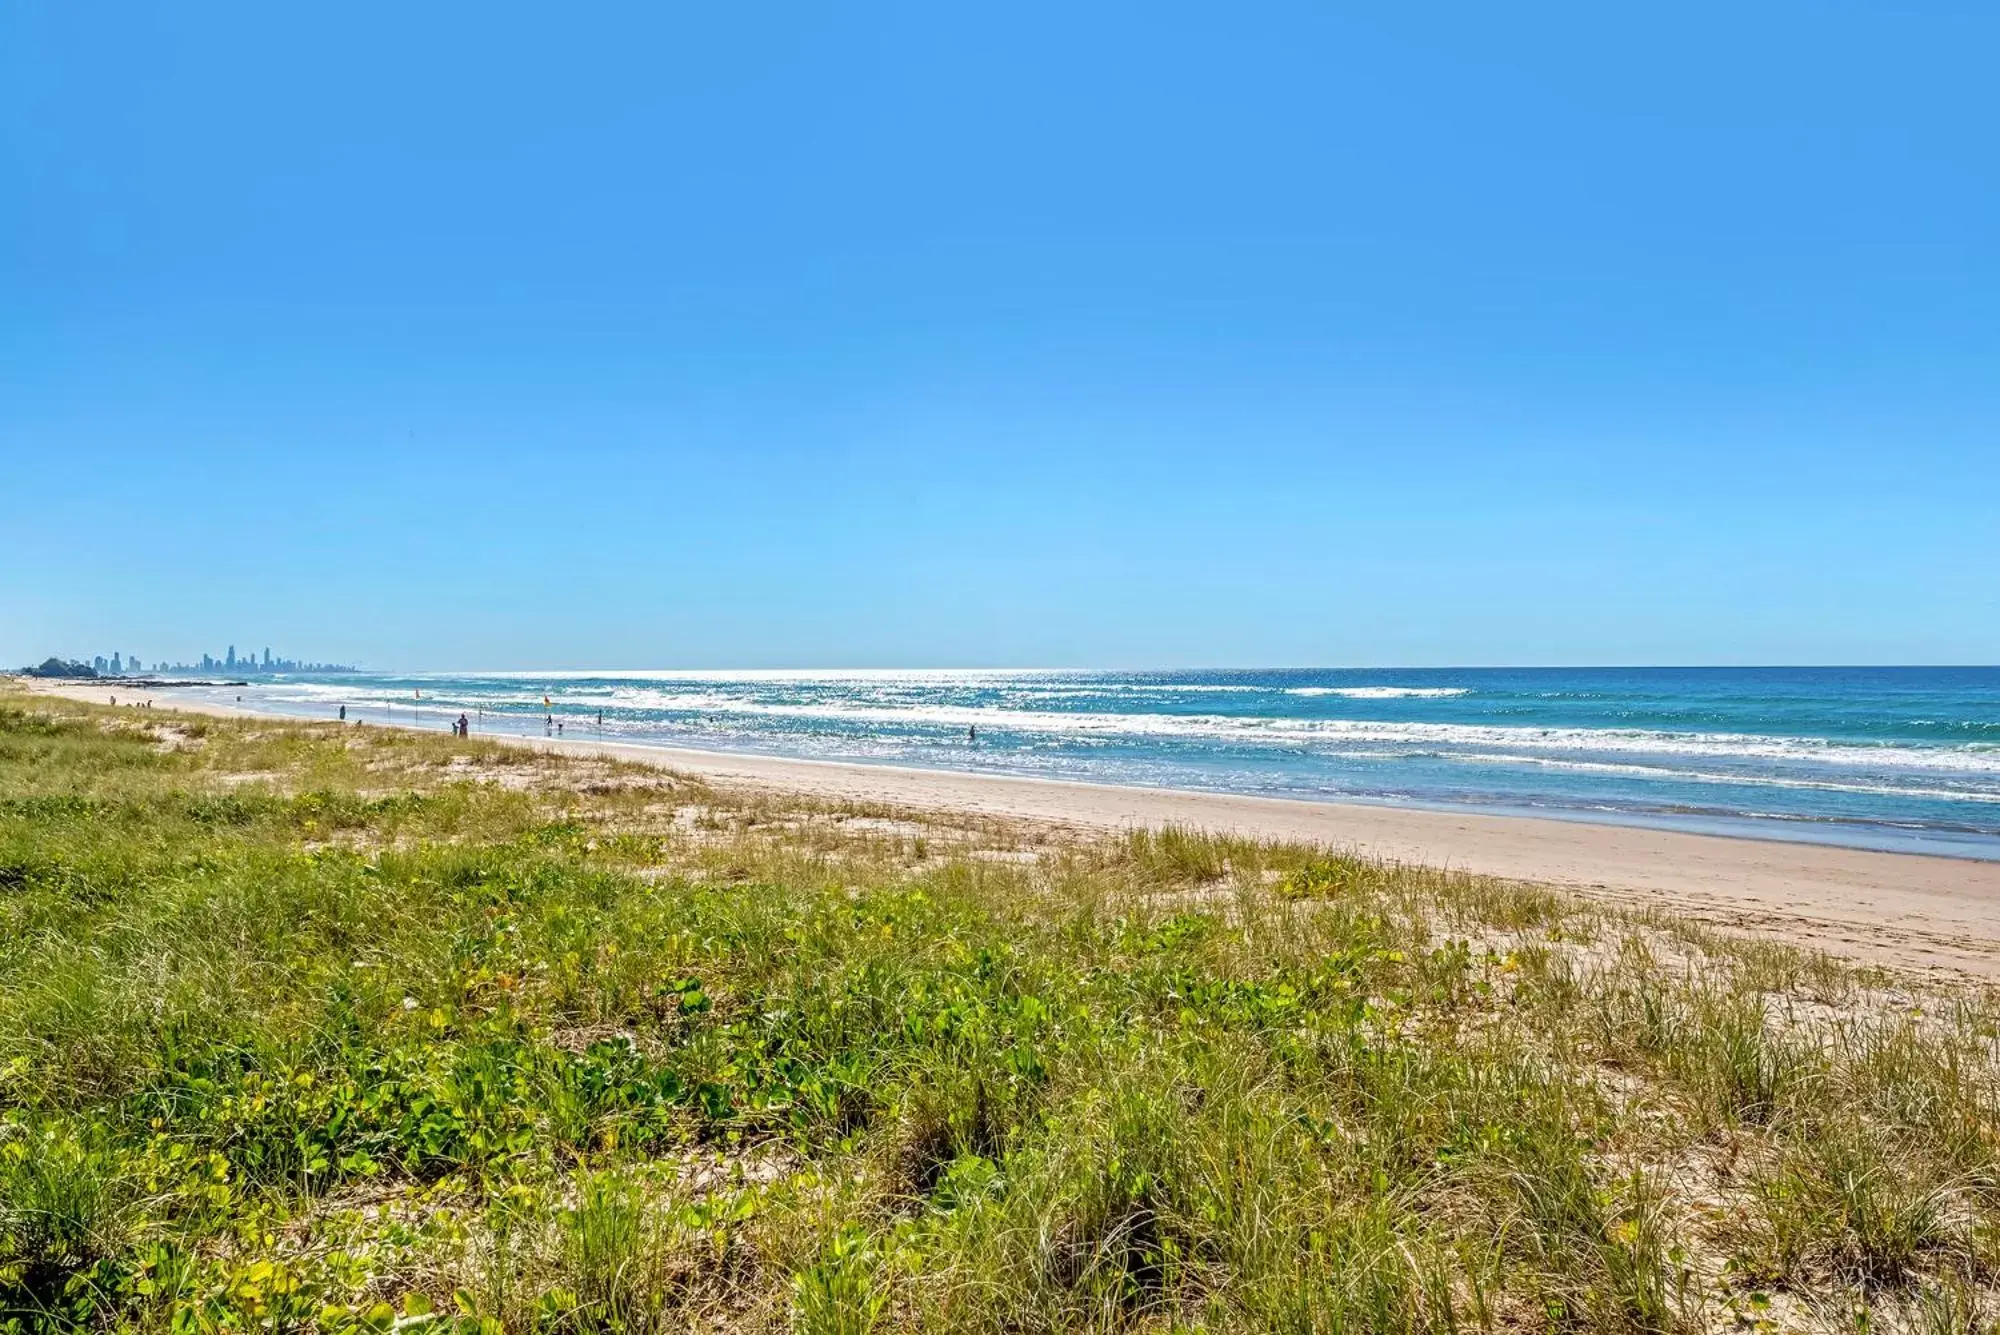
<box><xmin>5</xmin><ymin>2</ymin><xmax>1996</xmax><ymax>669</ymax></box>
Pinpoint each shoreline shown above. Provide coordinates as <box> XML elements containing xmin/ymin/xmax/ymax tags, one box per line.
<box><xmin>19</xmin><ymin>677</ymin><xmax>2000</xmax><ymax>977</ymax></box>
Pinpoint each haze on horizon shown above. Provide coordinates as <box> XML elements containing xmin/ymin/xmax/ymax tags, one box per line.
<box><xmin>4</xmin><ymin>2</ymin><xmax>1997</xmax><ymax>671</ymax></box>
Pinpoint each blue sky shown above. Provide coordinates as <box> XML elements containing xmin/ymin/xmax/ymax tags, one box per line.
<box><xmin>4</xmin><ymin>1</ymin><xmax>1996</xmax><ymax>669</ymax></box>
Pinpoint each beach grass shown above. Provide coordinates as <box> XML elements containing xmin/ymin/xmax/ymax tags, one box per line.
<box><xmin>3</xmin><ymin>690</ymin><xmax>2000</xmax><ymax>1332</ymax></box>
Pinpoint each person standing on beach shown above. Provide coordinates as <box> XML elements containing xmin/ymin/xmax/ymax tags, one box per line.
<box><xmin>339</xmin><ymin>705</ymin><xmax>346</xmax><ymax>721</ymax></box>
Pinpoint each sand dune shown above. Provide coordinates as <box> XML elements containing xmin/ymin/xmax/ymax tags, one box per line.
<box><xmin>25</xmin><ymin>678</ymin><xmax>2000</xmax><ymax>977</ymax></box>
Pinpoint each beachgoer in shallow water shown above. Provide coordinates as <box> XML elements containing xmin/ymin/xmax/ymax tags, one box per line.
<box><xmin>556</xmin><ymin>721</ymin><xmax>564</xmax><ymax>736</ymax></box>
<box><xmin>339</xmin><ymin>705</ymin><xmax>346</xmax><ymax>721</ymax></box>
<box><xmin>969</xmin><ymin>724</ymin><xmax>976</xmax><ymax>743</ymax></box>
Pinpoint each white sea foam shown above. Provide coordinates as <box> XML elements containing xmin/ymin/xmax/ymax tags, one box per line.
<box><xmin>597</xmin><ymin>698</ymin><xmax>2000</xmax><ymax>778</ymax></box>
<box><xmin>999</xmin><ymin>683</ymin><xmax>1263</xmax><ymax>695</ymax></box>
<box><xmin>222</xmin><ymin>679</ymin><xmax>2000</xmax><ymax>786</ymax></box>
<box><xmin>637</xmin><ymin>701</ymin><xmax>1999</xmax><ymax>773</ymax></box>
<box><xmin>1287</xmin><ymin>686</ymin><xmax>1470</xmax><ymax>699</ymax></box>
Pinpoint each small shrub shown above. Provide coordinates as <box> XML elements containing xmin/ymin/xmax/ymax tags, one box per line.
<box><xmin>792</xmin><ymin>1226</ymin><xmax>889</xmax><ymax>1335</ymax></box>
<box><xmin>1277</xmin><ymin>854</ymin><xmax>1380</xmax><ymax>900</ymax></box>
<box><xmin>557</xmin><ymin>1169</ymin><xmax>657</xmax><ymax>1331</ymax></box>
<box><xmin>0</xmin><ymin>1127</ymin><xmax>125</xmax><ymax>1298</ymax></box>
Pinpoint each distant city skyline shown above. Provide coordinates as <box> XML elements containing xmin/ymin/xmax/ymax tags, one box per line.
<box><xmin>29</xmin><ymin>645</ymin><xmax>358</xmax><ymax>678</ymax></box>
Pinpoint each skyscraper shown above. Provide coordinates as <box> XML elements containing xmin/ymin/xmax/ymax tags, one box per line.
<box><xmin>226</xmin><ymin>646</ymin><xmax>236</xmax><ymax>670</ymax></box>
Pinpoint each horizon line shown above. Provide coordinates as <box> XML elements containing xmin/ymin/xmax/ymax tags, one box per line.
<box><xmin>153</xmin><ymin>661</ymin><xmax>2000</xmax><ymax>676</ymax></box>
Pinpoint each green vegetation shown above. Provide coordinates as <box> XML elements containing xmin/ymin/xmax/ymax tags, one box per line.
<box><xmin>19</xmin><ymin>661</ymin><xmax>98</xmax><ymax>681</ymax></box>
<box><xmin>3</xmin><ymin>690</ymin><xmax>1999</xmax><ymax>1332</ymax></box>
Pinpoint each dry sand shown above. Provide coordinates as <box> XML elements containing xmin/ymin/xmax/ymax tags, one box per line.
<box><xmin>23</xmin><ymin>678</ymin><xmax>2000</xmax><ymax>978</ymax></box>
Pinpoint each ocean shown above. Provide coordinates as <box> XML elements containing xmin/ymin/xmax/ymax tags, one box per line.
<box><xmin>178</xmin><ymin>666</ymin><xmax>2000</xmax><ymax>860</ymax></box>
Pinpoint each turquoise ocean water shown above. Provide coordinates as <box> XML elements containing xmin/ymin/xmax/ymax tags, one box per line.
<box><xmin>177</xmin><ymin>667</ymin><xmax>2000</xmax><ymax>860</ymax></box>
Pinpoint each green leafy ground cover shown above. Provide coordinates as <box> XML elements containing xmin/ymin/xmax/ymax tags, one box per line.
<box><xmin>3</xmin><ymin>692</ymin><xmax>2000</xmax><ymax>1332</ymax></box>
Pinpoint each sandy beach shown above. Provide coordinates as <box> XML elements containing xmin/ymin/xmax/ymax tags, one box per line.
<box><xmin>23</xmin><ymin>677</ymin><xmax>2000</xmax><ymax>977</ymax></box>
